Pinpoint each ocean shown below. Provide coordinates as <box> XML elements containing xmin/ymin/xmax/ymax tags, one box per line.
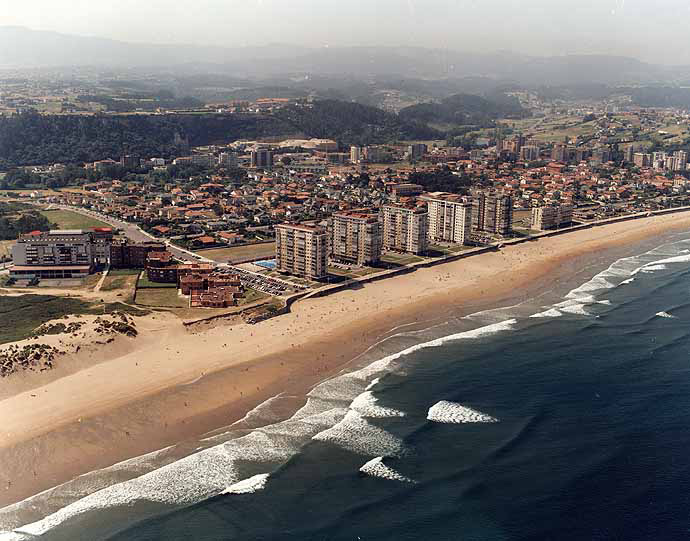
<box><xmin>4</xmin><ymin>232</ymin><xmax>690</xmax><ymax>540</ymax></box>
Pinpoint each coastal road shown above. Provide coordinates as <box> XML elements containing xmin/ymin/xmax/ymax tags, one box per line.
<box><xmin>50</xmin><ymin>205</ymin><xmax>214</xmax><ymax>264</ymax></box>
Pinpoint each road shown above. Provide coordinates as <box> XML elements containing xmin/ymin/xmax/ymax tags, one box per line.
<box><xmin>51</xmin><ymin>205</ymin><xmax>215</xmax><ymax>264</ymax></box>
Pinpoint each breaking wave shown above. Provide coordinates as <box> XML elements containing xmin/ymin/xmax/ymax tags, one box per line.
<box><xmin>427</xmin><ymin>401</ymin><xmax>499</xmax><ymax>424</ymax></box>
<box><xmin>360</xmin><ymin>457</ymin><xmax>415</xmax><ymax>484</ymax></box>
<box><xmin>222</xmin><ymin>474</ymin><xmax>270</xmax><ymax>495</ymax></box>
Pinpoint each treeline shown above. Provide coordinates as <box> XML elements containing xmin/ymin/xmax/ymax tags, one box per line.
<box><xmin>408</xmin><ymin>167</ymin><xmax>479</xmax><ymax>195</ymax></box>
<box><xmin>0</xmin><ymin>203</ymin><xmax>54</xmax><ymax>240</ymax></box>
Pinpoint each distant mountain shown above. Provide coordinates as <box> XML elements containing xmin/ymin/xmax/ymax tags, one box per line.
<box><xmin>0</xmin><ymin>26</ymin><xmax>678</xmax><ymax>85</ymax></box>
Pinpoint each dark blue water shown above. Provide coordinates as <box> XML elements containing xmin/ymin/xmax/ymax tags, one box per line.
<box><xmin>5</xmin><ymin>237</ymin><xmax>690</xmax><ymax>540</ymax></box>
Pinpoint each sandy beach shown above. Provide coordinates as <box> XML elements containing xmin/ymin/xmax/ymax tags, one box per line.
<box><xmin>1</xmin><ymin>211</ymin><xmax>690</xmax><ymax>506</ymax></box>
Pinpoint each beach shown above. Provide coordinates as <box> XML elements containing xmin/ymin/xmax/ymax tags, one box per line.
<box><xmin>1</xmin><ymin>211</ymin><xmax>690</xmax><ymax>507</ymax></box>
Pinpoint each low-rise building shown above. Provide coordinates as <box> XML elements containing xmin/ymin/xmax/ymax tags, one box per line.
<box><xmin>531</xmin><ymin>204</ymin><xmax>574</xmax><ymax>230</ymax></box>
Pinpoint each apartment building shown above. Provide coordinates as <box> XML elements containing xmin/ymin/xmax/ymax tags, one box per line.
<box><xmin>422</xmin><ymin>193</ymin><xmax>473</xmax><ymax>245</ymax></box>
<box><xmin>472</xmin><ymin>193</ymin><xmax>513</xmax><ymax>236</ymax></box>
<box><xmin>250</xmin><ymin>149</ymin><xmax>273</xmax><ymax>169</ymax></box>
<box><xmin>531</xmin><ymin>204</ymin><xmax>574</xmax><ymax>230</ymax></box>
<box><xmin>330</xmin><ymin>210</ymin><xmax>382</xmax><ymax>266</ymax></box>
<box><xmin>10</xmin><ymin>230</ymin><xmax>96</xmax><ymax>279</ymax></box>
<box><xmin>382</xmin><ymin>205</ymin><xmax>429</xmax><ymax>255</ymax></box>
<box><xmin>275</xmin><ymin>223</ymin><xmax>329</xmax><ymax>279</ymax></box>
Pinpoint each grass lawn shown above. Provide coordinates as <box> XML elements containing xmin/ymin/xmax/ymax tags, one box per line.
<box><xmin>137</xmin><ymin>274</ymin><xmax>177</xmax><ymax>289</ymax></box>
<box><xmin>38</xmin><ymin>209</ymin><xmax>110</xmax><ymax>230</ymax></box>
<box><xmin>196</xmin><ymin>242</ymin><xmax>275</xmax><ymax>263</ymax></box>
<box><xmin>135</xmin><ymin>288</ymin><xmax>189</xmax><ymax>308</ymax></box>
<box><xmin>108</xmin><ymin>268</ymin><xmax>142</xmax><ymax>276</ymax></box>
<box><xmin>381</xmin><ymin>253</ymin><xmax>424</xmax><ymax>266</ymax></box>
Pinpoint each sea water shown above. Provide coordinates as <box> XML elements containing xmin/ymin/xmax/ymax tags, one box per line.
<box><xmin>5</xmin><ymin>233</ymin><xmax>690</xmax><ymax>539</ymax></box>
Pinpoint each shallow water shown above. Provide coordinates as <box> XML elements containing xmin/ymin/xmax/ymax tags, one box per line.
<box><xmin>5</xmin><ymin>233</ymin><xmax>690</xmax><ymax>540</ymax></box>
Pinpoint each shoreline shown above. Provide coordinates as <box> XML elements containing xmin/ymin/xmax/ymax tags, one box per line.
<box><xmin>1</xmin><ymin>212</ymin><xmax>690</xmax><ymax>508</ymax></box>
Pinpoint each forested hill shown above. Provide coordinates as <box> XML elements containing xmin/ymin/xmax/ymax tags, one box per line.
<box><xmin>0</xmin><ymin>112</ymin><xmax>296</xmax><ymax>169</ymax></box>
<box><xmin>0</xmin><ymin>99</ymin><xmax>445</xmax><ymax>168</ymax></box>
<box><xmin>399</xmin><ymin>93</ymin><xmax>526</xmax><ymax>125</ymax></box>
<box><xmin>275</xmin><ymin>100</ymin><xmax>441</xmax><ymax>146</ymax></box>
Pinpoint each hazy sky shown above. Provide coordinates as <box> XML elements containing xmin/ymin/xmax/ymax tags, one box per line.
<box><xmin>1</xmin><ymin>0</ymin><xmax>689</xmax><ymax>61</ymax></box>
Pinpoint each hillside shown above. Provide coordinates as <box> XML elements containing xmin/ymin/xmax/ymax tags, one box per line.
<box><xmin>0</xmin><ymin>101</ymin><xmax>441</xmax><ymax>168</ymax></box>
<box><xmin>398</xmin><ymin>93</ymin><xmax>526</xmax><ymax>126</ymax></box>
<box><xmin>0</xmin><ymin>112</ymin><xmax>296</xmax><ymax>168</ymax></box>
<box><xmin>276</xmin><ymin>100</ymin><xmax>441</xmax><ymax>146</ymax></box>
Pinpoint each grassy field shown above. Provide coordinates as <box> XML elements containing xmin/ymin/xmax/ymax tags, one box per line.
<box><xmin>196</xmin><ymin>242</ymin><xmax>276</xmax><ymax>263</ymax></box>
<box><xmin>100</xmin><ymin>274</ymin><xmax>138</xmax><ymax>292</ymax></box>
<box><xmin>0</xmin><ymin>294</ymin><xmax>146</xmax><ymax>344</ymax></box>
<box><xmin>108</xmin><ymin>268</ymin><xmax>141</xmax><ymax>276</ymax></box>
<box><xmin>137</xmin><ymin>274</ymin><xmax>177</xmax><ymax>288</ymax></box>
<box><xmin>135</xmin><ymin>288</ymin><xmax>189</xmax><ymax>308</ymax></box>
<box><xmin>38</xmin><ymin>209</ymin><xmax>110</xmax><ymax>230</ymax></box>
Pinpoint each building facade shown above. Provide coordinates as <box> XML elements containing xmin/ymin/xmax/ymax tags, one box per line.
<box><xmin>11</xmin><ymin>230</ymin><xmax>96</xmax><ymax>279</ymax></box>
<box><xmin>330</xmin><ymin>211</ymin><xmax>382</xmax><ymax>266</ymax></box>
<box><xmin>472</xmin><ymin>193</ymin><xmax>513</xmax><ymax>236</ymax></box>
<box><xmin>275</xmin><ymin>223</ymin><xmax>329</xmax><ymax>279</ymax></box>
<box><xmin>531</xmin><ymin>204</ymin><xmax>574</xmax><ymax>230</ymax></box>
<box><xmin>422</xmin><ymin>194</ymin><xmax>473</xmax><ymax>245</ymax></box>
<box><xmin>382</xmin><ymin>205</ymin><xmax>429</xmax><ymax>255</ymax></box>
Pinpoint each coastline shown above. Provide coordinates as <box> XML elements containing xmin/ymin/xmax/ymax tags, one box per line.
<box><xmin>1</xmin><ymin>212</ymin><xmax>690</xmax><ymax>507</ymax></box>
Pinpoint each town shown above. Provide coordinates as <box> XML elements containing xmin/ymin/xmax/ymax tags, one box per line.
<box><xmin>3</xmin><ymin>99</ymin><xmax>690</xmax><ymax>321</ymax></box>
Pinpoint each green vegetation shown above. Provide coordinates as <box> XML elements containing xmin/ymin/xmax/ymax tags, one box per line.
<box><xmin>399</xmin><ymin>93</ymin><xmax>525</xmax><ymax>127</ymax></box>
<box><xmin>107</xmin><ymin>268</ymin><xmax>142</xmax><ymax>276</ymax></box>
<box><xmin>37</xmin><ymin>209</ymin><xmax>109</xmax><ymax>230</ymax></box>
<box><xmin>275</xmin><ymin>100</ymin><xmax>440</xmax><ymax>145</ymax></box>
<box><xmin>381</xmin><ymin>253</ymin><xmax>424</xmax><ymax>266</ymax></box>
<box><xmin>0</xmin><ymin>111</ymin><xmax>295</xmax><ymax>168</ymax></box>
<box><xmin>100</xmin><ymin>275</ymin><xmax>137</xmax><ymax>292</ymax></box>
<box><xmin>408</xmin><ymin>166</ymin><xmax>476</xmax><ymax>194</ymax></box>
<box><xmin>0</xmin><ymin>201</ymin><xmax>54</xmax><ymax>240</ymax></box>
<box><xmin>0</xmin><ymin>294</ymin><xmax>145</xmax><ymax>344</ymax></box>
<box><xmin>135</xmin><ymin>288</ymin><xmax>188</xmax><ymax>308</ymax></box>
<box><xmin>137</xmin><ymin>274</ymin><xmax>177</xmax><ymax>288</ymax></box>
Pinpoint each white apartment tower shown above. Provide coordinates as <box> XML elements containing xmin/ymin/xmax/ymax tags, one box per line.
<box><xmin>382</xmin><ymin>205</ymin><xmax>429</xmax><ymax>255</ymax></box>
<box><xmin>330</xmin><ymin>211</ymin><xmax>382</xmax><ymax>266</ymax></box>
<box><xmin>422</xmin><ymin>194</ymin><xmax>473</xmax><ymax>245</ymax></box>
<box><xmin>275</xmin><ymin>223</ymin><xmax>329</xmax><ymax>280</ymax></box>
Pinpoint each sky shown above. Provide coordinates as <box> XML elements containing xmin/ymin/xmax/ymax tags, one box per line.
<box><xmin>0</xmin><ymin>0</ymin><xmax>689</xmax><ymax>62</ymax></box>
